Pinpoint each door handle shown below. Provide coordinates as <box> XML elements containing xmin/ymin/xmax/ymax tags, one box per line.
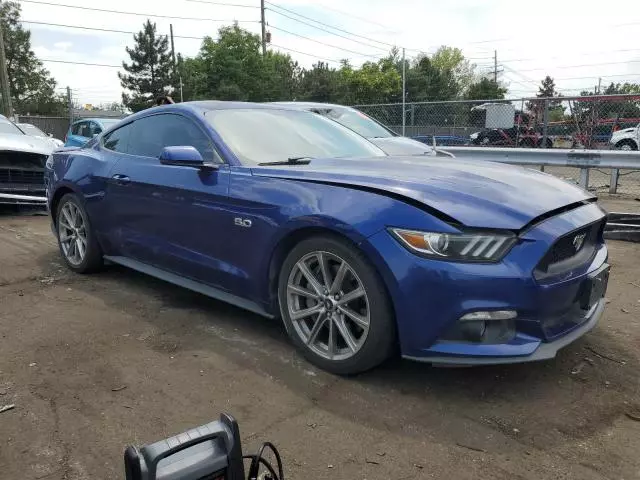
<box><xmin>111</xmin><ymin>174</ymin><xmax>131</xmax><ymax>185</ymax></box>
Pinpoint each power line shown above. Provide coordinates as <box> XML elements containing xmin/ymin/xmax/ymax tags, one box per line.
<box><xmin>268</xmin><ymin>25</ymin><xmax>382</xmax><ymax>59</ymax></box>
<box><xmin>17</xmin><ymin>0</ymin><xmax>260</xmax><ymax>23</ymax></box>
<box><xmin>266</xmin><ymin>2</ymin><xmax>393</xmax><ymax>50</ymax></box>
<box><xmin>184</xmin><ymin>0</ymin><xmax>259</xmax><ymax>7</ymax></box>
<box><xmin>22</xmin><ymin>20</ymin><xmax>205</xmax><ymax>39</ymax></box>
<box><xmin>508</xmin><ymin>59</ymin><xmax>640</xmax><ymax>73</ymax></box>
<box><xmin>501</xmin><ymin>48</ymin><xmax>640</xmax><ymax>63</ymax></box>
<box><xmin>42</xmin><ymin>58</ymin><xmax>121</xmax><ymax>68</ymax></box>
<box><xmin>306</xmin><ymin>3</ymin><xmax>391</xmax><ymax>30</ymax></box>
<box><xmin>269</xmin><ymin>43</ymin><xmax>341</xmax><ymax>64</ymax></box>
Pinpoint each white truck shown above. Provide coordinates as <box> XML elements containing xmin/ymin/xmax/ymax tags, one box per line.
<box><xmin>610</xmin><ymin>123</ymin><xmax>639</xmax><ymax>150</ymax></box>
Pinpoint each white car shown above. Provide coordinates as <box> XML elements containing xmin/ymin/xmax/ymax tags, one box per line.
<box><xmin>0</xmin><ymin>116</ymin><xmax>54</xmax><ymax>205</ymax></box>
<box><xmin>609</xmin><ymin>123</ymin><xmax>639</xmax><ymax>151</ymax></box>
<box><xmin>18</xmin><ymin>123</ymin><xmax>64</xmax><ymax>149</ymax></box>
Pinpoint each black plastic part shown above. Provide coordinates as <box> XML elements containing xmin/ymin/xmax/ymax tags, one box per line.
<box><xmin>124</xmin><ymin>446</ymin><xmax>143</xmax><ymax>480</ymax></box>
<box><xmin>221</xmin><ymin>413</ymin><xmax>245</xmax><ymax>480</ymax></box>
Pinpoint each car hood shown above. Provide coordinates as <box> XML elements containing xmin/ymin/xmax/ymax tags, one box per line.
<box><xmin>368</xmin><ymin>136</ymin><xmax>435</xmax><ymax>156</ymax></box>
<box><xmin>611</xmin><ymin>127</ymin><xmax>638</xmax><ymax>137</ymax></box>
<box><xmin>0</xmin><ymin>133</ymin><xmax>53</xmax><ymax>155</ymax></box>
<box><xmin>251</xmin><ymin>156</ymin><xmax>594</xmax><ymax>230</ymax></box>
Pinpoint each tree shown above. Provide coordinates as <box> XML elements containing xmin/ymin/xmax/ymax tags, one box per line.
<box><xmin>465</xmin><ymin>78</ymin><xmax>507</xmax><ymax>100</ymax></box>
<box><xmin>526</xmin><ymin>76</ymin><xmax>565</xmax><ymax>122</ymax></box>
<box><xmin>297</xmin><ymin>62</ymin><xmax>342</xmax><ymax>103</ymax></box>
<box><xmin>430</xmin><ymin>46</ymin><xmax>475</xmax><ymax>95</ymax></box>
<box><xmin>119</xmin><ymin>20</ymin><xmax>174</xmax><ymax>112</ymax></box>
<box><xmin>0</xmin><ymin>1</ymin><xmax>65</xmax><ymax>115</ymax></box>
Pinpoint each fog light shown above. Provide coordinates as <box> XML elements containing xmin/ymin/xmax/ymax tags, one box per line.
<box><xmin>459</xmin><ymin>320</ymin><xmax>487</xmax><ymax>342</ymax></box>
<box><xmin>460</xmin><ymin>310</ymin><xmax>517</xmax><ymax>321</ymax></box>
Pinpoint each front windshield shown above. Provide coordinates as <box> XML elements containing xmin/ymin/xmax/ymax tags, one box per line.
<box><xmin>206</xmin><ymin>108</ymin><xmax>386</xmax><ymax>165</ymax></box>
<box><xmin>0</xmin><ymin>119</ymin><xmax>26</xmax><ymax>135</ymax></box>
<box><xmin>320</xmin><ymin>107</ymin><xmax>394</xmax><ymax>139</ymax></box>
<box><xmin>19</xmin><ymin>124</ymin><xmax>46</xmax><ymax>136</ymax></box>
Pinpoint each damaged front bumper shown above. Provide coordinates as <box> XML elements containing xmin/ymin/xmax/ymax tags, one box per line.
<box><xmin>0</xmin><ymin>192</ymin><xmax>47</xmax><ymax>205</ymax></box>
<box><xmin>0</xmin><ymin>150</ymin><xmax>48</xmax><ymax>205</ymax></box>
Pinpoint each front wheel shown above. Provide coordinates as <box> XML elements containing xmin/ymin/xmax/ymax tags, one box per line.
<box><xmin>278</xmin><ymin>236</ymin><xmax>396</xmax><ymax>375</ymax></box>
<box><xmin>56</xmin><ymin>193</ymin><xmax>103</xmax><ymax>273</ymax></box>
<box><xmin>616</xmin><ymin>140</ymin><xmax>637</xmax><ymax>151</ymax></box>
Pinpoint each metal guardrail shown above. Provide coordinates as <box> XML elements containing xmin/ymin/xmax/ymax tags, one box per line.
<box><xmin>443</xmin><ymin>147</ymin><xmax>640</xmax><ymax>193</ymax></box>
<box><xmin>604</xmin><ymin>212</ymin><xmax>640</xmax><ymax>242</ymax></box>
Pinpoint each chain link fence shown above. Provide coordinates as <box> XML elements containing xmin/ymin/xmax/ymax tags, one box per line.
<box><xmin>355</xmin><ymin>94</ymin><xmax>640</xmax><ymax>150</ymax></box>
<box><xmin>355</xmin><ymin>94</ymin><xmax>640</xmax><ymax>196</ymax></box>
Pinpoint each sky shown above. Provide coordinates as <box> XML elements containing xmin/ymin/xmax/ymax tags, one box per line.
<box><xmin>17</xmin><ymin>0</ymin><xmax>640</xmax><ymax>106</ymax></box>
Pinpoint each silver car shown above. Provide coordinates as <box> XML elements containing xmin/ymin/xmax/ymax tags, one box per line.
<box><xmin>0</xmin><ymin>115</ymin><xmax>53</xmax><ymax>205</ymax></box>
<box><xmin>270</xmin><ymin>102</ymin><xmax>441</xmax><ymax>156</ymax></box>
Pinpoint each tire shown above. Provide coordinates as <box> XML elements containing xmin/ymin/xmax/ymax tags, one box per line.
<box><xmin>520</xmin><ymin>138</ymin><xmax>535</xmax><ymax>148</ymax></box>
<box><xmin>278</xmin><ymin>235</ymin><xmax>396</xmax><ymax>375</ymax></box>
<box><xmin>55</xmin><ymin>193</ymin><xmax>103</xmax><ymax>273</ymax></box>
<box><xmin>615</xmin><ymin>140</ymin><xmax>638</xmax><ymax>151</ymax></box>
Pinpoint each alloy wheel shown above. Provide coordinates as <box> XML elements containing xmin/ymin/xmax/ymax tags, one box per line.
<box><xmin>58</xmin><ymin>202</ymin><xmax>88</xmax><ymax>266</ymax></box>
<box><xmin>286</xmin><ymin>251</ymin><xmax>370</xmax><ymax>361</ymax></box>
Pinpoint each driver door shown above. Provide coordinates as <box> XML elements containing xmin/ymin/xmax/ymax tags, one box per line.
<box><xmin>106</xmin><ymin>113</ymin><xmax>231</xmax><ymax>288</ymax></box>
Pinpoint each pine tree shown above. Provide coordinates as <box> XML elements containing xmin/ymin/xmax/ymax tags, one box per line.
<box><xmin>119</xmin><ymin>20</ymin><xmax>174</xmax><ymax>112</ymax></box>
<box><xmin>527</xmin><ymin>76</ymin><xmax>564</xmax><ymax>121</ymax></box>
<box><xmin>0</xmin><ymin>1</ymin><xmax>65</xmax><ymax>115</ymax></box>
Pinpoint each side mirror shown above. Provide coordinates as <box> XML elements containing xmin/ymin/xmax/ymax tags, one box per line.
<box><xmin>48</xmin><ymin>133</ymin><xmax>53</xmax><ymax>137</ymax></box>
<box><xmin>159</xmin><ymin>146</ymin><xmax>207</xmax><ymax>168</ymax></box>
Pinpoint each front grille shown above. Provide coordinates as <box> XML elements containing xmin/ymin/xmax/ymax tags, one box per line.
<box><xmin>0</xmin><ymin>169</ymin><xmax>44</xmax><ymax>185</ymax></box>
<box><xmin>535</xmin><ymin>220</ymin><xmax>605</xmax><ymax>280</ymax></box>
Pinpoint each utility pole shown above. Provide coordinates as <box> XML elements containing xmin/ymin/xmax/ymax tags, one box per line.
<box><xmin>0</xmin><ymin>20</ymin><xmax>13</xmax><ymax>118</ymax></box>
<box><xmin>169</xmin><ymin>24</ymin><xmax>177</xmax><ymax>68</ymax></box>
<box><xmin>402</xmin><ymin>47</ymin><xmax>406</xmax><ymax>136</ymax></box>
<box><xmin>66</xmin><ymin>86</ymin><xmax>73</xmax><ymax>125</ymax></box>
<box><xmin>169</xmin><ymin>24</ymin><xmax>183</xmax><ymax>102</ymax></box>
<box><xmin>260</xmin><ymin>0</ymin><xmax>267</xmax><ymax>56</ymax></box>
<box><xmin>493</xmin><ymin>50</ymin><xmax>498</xmax><ymax>83</ymax></box>
<box><xmin>597</xmin><ymin>77</ymin><xmax>602</xmax><ymax>94</ymax></box>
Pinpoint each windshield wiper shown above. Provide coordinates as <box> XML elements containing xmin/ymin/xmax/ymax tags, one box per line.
<box><xmin>258</xmin><ymin>157</ymin><xmax>313</xmax><ymax>166</ymax></box>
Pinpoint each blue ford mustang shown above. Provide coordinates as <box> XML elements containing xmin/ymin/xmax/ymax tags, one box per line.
<box><xmin>45</xmin><ymin>101</ymin><xmax>610</xmax><ymax>374</ymax></box>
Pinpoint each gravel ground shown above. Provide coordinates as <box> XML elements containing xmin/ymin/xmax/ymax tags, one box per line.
<box><xmin>0</xmin><ymin>208</ymin><xmax>639</xmax><ymax>480</ymax></box>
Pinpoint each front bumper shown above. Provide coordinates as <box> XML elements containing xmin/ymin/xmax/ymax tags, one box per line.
<box><xmin>365</xmin><ymin>202</ymin><xmax>609</xmax><ymax>366</ymax></box>
<box><xmin>0</xmin><ymin>191</ymin><xmax>47</xmax><ymax>205</ymax></box>
<box><xmin>404</xmin><ymin>299</ymin><xmax>605</xmax><ymax>365</ymax></box>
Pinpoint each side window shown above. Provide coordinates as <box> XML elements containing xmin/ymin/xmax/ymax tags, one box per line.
<box><xmin>102</xmin><ymin>123</ymin><xmax>133</xmax><ymax>153</ymax></box>
<box><xmin>71</xmin><ymin>121</ymin><xmax>86</xmax><ymax>136</ymax></box>
<box><xmin>128</xmin><ymin>114</ymin><xmax>221</xmax><ymax>162</ymax></box>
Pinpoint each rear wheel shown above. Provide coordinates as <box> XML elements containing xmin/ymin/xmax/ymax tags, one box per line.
<box><xmin>278</xmin><ymin>236</ymin><xmax>396</xmax><ymax>375</ymax></box>
<box><xmin>56</xmin><ymin>193</ymin><xmax>103</xmax><ymax>273</ymax></box>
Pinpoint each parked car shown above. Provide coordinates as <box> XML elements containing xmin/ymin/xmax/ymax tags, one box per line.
<box><xmin>0</xmin><ymin>115</ymin><xmax>53</xmax><ymax>205</ymax></box>
<box><xmin>64</xmin><ymin>117</ymin><xmax>122</xmax><ymax>147</ymax></box>
<box><xmin>470</xmin><ymin>126</ymin><xmax>542</xmax><ymax>147</ymax></box>
<box><xmin>609</xmin><ymin>123</ymin><xmax>639</xmax><ymax>150</ymax></box>
<box><xmin>46</xmin><ymin>101</ymin><xmax>609</xmax><ymax>374</ymax></box>
<box><xmin>18</xmin><ymin>122</ymin><xmax>64</xmax><ymax>148</ymax></box>
<box><xmin>270</xmin><ymin>101</ymin><xmax>437</xmax><ymax>156</ymax></box>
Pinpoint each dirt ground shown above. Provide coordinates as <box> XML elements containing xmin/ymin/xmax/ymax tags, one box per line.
<box><xmin>0</xmin><ymin>205</ymin><xmax>639</xmax><ymax>480</ymax></box>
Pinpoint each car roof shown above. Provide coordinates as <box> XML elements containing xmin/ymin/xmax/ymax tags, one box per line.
<box><xmin>269</xmin><ymin>101</ymin><xmax>352</xmax><ymax>110</ymax></box>
<box><xmin>72</xmin><ymin>117</ymin><xmax>121</xmax><ymax>124</ymax></box>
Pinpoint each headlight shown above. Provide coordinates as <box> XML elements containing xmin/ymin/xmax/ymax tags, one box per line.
<box><xmin>470</xmin><ymin>132</ymin><xmax>479</xmax><ymax>140</ymax></box>
<box><xmin>389</xmin><ymin>228</ymin><xmax>517</xmax><ymax>262</ymax></box>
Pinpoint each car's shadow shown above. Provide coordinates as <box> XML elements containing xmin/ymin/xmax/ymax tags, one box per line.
<box><xmin>64</xmin><ymin>260</ymin><xmax>640</xmax><ymax>457</ymax></box>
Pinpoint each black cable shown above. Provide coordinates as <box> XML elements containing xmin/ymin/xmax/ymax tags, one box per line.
<box><xmin>246</xmin><ymin>442</ymin><xmax>284</xmax><ymax>480</ymax></box>
<box><xmin>243</xmin><ymin>455</ymin><xmax>279</xmax><ymax>480</ymax></box>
